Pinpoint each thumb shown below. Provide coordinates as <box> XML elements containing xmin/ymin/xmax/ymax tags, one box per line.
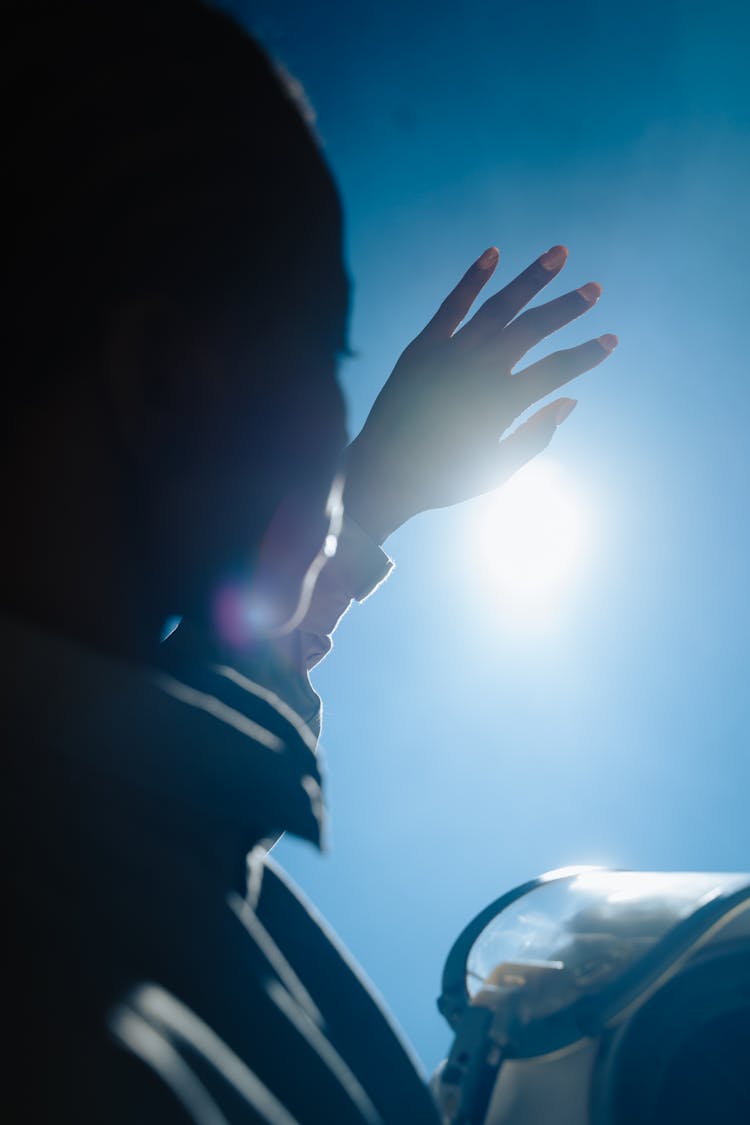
<box><xmin>494</xmin><ymin>398</ymin><xmax>577</xmax><ymax>485</ymax></box>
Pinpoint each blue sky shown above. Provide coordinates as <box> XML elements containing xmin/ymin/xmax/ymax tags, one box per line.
<box><xmin>222</xmin><ymin>0</ymin><xmax>749</xmax><ymax>1069</ymax></box>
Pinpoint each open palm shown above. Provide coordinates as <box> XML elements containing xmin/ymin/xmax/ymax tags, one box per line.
<box><xmin>344</xmin><ymin>244</ymin><xmax>617</xmax><ymax>543</ymax></box>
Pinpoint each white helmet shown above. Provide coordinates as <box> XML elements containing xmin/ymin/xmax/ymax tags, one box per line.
<box><xmin>434</xmin><ymin>868</ymin><xmax>750</xmax><ymax>1125</ymax></box>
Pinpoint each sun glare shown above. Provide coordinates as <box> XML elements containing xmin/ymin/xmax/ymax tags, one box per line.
<box><xmin>474</xmin><ymin>458</ymin><xmax>587</xmax><ymax>620</ymax></box>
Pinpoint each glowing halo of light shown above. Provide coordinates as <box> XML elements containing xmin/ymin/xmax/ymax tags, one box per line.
<box><xmin>473</xmin><ymin>457</ymin><xmax>587</xmax><ymax>621</ymax></box>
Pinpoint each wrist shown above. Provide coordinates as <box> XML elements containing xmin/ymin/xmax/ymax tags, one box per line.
<box><xmin>343</xmin><ymin>440</ymin><xmax>407</xmax><ymax>545</ymax></box>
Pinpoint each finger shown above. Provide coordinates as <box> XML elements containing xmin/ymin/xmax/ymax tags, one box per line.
<box><xmin>510</xmin><ymin>334</ymin><xmax>618</xmax><ymax>415</ymax></box>
<box><xmin>418</xmin><ymin>246</ymin><xmax>500</xmax><ymax>343</ymax></box>
<box><xmin>501</xmin><ymin>282</ymin><xmax>603</xmax><ymax>368</ymax></box>
<box><xmin>493</xmin><ymin>398</ymin><xmax>577</xmax><ymax>485</ymax></box>
<box><xmin>456</xmin><ymin>244</ymin><xmax>568</xmax><ymax>348</ymax></box>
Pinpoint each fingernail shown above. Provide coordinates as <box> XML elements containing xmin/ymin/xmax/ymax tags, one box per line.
<box><xmin>597</xmin><ymin>333</ymin><xmax>619</xmax><ymax>353</ymax></box>
<box><xmin>577</xmin><ymin>281</ymin><xmax>602</xmax><ymax>304</ymax></box>
<box><xmin>539</xmin><ymin>244</ymin><xmax>568</xmax><ymax>271</ymax></box>
<box><xmin>477</xmin><ymin>246</ymin><xmax>499</xmax><ymax>270</ymax></box>
<box><xmin>555</xmin><ymin>398</ymin><xmax>577</xmax><ymax>425</ymax></box>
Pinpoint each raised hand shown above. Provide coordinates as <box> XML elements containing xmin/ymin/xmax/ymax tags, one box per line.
<box><xmin>344</xmin><ymin>244</ymin><xmax>617</xmax><ymax>543</ymax></box>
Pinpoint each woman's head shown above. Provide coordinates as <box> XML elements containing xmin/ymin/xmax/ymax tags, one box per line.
<box><xmin>5</xmin><ymin>0</ymin><xmax>351</xmax><ymax>636</ymax></box>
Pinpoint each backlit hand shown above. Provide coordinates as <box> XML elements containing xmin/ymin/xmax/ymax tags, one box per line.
<box><xmin>344</xmin><ymin>245</ymin><xmax>617</xmax><ymax>543</ymax></box>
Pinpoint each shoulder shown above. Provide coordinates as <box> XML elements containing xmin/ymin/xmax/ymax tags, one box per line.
<box><xmin>3</xmin><ymin>616</ymin><xmax>325</xmax><ymax>893</ymax></box>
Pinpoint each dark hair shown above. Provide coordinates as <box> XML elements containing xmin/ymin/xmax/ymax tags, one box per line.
<box><xmin>4</xmin><ymin>0</ymin><xmax>350</xmax><ymax>407</ymax></box>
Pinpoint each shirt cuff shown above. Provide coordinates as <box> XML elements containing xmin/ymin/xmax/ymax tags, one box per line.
<box><xmin>298</xmin><ymin>514</ymin><xmax>394</xmax><ymax>637</ymax></box>
<box><xmin>337</xmin><ymin>514</ymin><xmax>395</xmax><ymax>602</ymax></box>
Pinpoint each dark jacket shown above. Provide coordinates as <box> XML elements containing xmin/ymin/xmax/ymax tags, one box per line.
<box><xmin>4</xmin><ymin>618</ymin><xmax>439</xmax><ymax>1123</ymax></box>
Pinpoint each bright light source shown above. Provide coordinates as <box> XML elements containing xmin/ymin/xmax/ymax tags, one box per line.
<box><xmin>474</xmin><ymin>458</ymin><xmax>587</xmax><ymax>620</ymax></box>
